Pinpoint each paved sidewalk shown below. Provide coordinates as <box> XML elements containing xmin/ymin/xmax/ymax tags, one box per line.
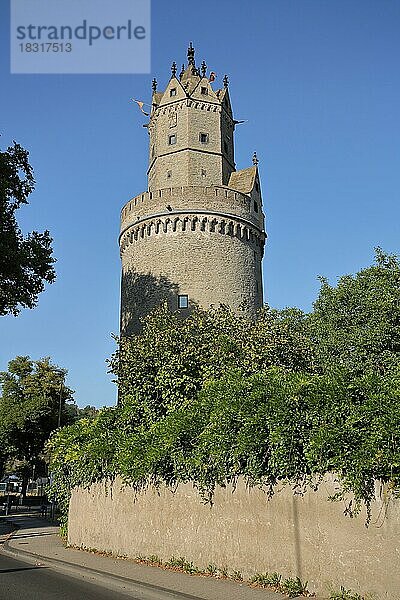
<box><xmin>0</xmin><ymin>512</ymin><xmax>290</xmax><ymax>600</ymax></box>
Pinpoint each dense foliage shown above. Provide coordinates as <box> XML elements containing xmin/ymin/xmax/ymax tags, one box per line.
<box><xmin>0</xmin><ymin>356</ymin><xmax>75</xmax><ymax>494</ymax></box>
<box><xmin>114</xmin><ymin>304</ymin><xmax>314</xmax><ymax>425</ymax></box>
<box><xmin>47</xmin><ymin>250</ymin><xmax>400</xmax><ymax>530</ymax></box>
<box><xmin>309</xmin><ymin>247</ymin><xmax>400</xmax><ymax>374</ymax></box>
<box><xmin>0</xmin><ymin>141</ymin><xmax>56</xmax><ymax>316</ymax></box>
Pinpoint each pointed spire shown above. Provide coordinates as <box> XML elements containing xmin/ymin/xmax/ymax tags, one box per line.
<box><xmin>201</xmin><ymin>60</ymin><xmax>207</xmax><ymax>78</ymax></box>
<box><xmin>187</xmin><ymin>41</ymin><xmax>195</xmax><ymax>66</ymax></box>
<box><xmin>223</xmin><ymin>74</ymin><xmax>229</xmax><ymax>88</ymax></box>
<box><xmin>179</xmin><ymin>63</ymin><xmax>185</xmax><ymax>79</ymax></box>
<box><xmin>171</xmin><ymin>61</ymin><xmax>177</xmax><ymax>77</ymax></box>
<box><xmin>252</xmin><ymin>151</ymin><xmax>259</xmax><ymax>166</ymax></box>
<box><xmin>152</xmin><ymin>78</ymin><xmax>157</xmax><ymax>93</ymax></box>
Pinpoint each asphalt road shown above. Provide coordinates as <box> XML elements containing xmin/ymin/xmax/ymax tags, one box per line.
<box><xmin>0</xmin><ymin>550</ymin><xmax>207</xmax><ymax>600</ymax></box>
<box><xmin>0</xmin><ymin>551</ymin><xmax>140</xmax><ymax>600</ymax></box>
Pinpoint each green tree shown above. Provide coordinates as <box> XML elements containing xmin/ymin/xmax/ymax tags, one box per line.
<box><xmin>61</xmin><ymin>403</ymin><xmax>99</xmax><ymax>423</ymax></box>
<box><xmin>76</xmin><ymin>405</ymin><xmax>99</xmax><ymax>420</ymax></box>
<box><xmin>111</xmin><ymin>303</ymin><xmax>314</xmax><ymax>424</ymax></box>
<box><xmin>0</xmin><ymin>356</ymin><xmax>75</xmax><ymax>493</ymax></box>
<box><xmin>0</xmin><ymin>141</ymin><xmax>56</xmax><ymax>316</ymax></box>
<box><xmin>309</xmin><ymin>248</ymin><xmax>400</xmax><ymax>374</ymax></box>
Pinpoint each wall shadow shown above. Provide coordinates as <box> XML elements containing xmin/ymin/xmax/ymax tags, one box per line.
<box><xmin>120</xmin><ymin>270</ymin><xmax>196</xmax><ymax>336</ymax></box>
<box><xmin>292</xmin><ymin>494</ymin><xmax>302</xmax><ymax>579</ymax></box>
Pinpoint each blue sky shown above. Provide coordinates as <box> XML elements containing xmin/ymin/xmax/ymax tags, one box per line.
<box><xmin>1</xmin><ymin>0</ymin><xmax>399</xmax><ymax>407</ymax></box>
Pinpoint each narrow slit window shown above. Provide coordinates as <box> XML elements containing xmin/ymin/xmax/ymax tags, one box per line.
<box><xmin>169</xmin><ymin>134</ymin><xmax>177</xmax><ymax>145</ymax></box>
<box><xmin>167</xmin><ymin>170</ymin><xmax>172</xmax><ymax>178</ymax></box>
<box><xmin>254</xmin><ymin>201</ymin><xmax>259</xmax><ymax>213</ymax></box>
<box><xmin>178</xmin><ymin>294</ymin><xmax>189</xmax><ymax>309</ymax></box>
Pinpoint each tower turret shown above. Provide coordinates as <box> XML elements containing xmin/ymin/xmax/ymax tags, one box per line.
<box><xmin>120</xmin><ymin>45</ymin><xmax>266</xmax><ymax>334</ymax></box>
<box><xmin>147</xmin><ymin>42</ymin><xmax>235</xmax><ymax>190</ymax></box>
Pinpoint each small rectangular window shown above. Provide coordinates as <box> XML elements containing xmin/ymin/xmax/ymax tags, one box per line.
<box><xmin>201</xmin><ymin>168</ymin><xmax>207</xmax><ymax>177</ymax></box>
<box><xmin>201</xmin><ymin>87</ymin><xmax>208</xmax><ymax>95</ymax></box>
<box><xmin>254</xmin><ymin>201</ymin><xmax>259</xmax><ymax>213</ymax></box>
<box><xmin>170</xmin><ymin>88</ymin><xmax>177</xmax><ymax>96</ymax></box>
<box><xmin>199</xmin><ymin>132</ymin><xmax>209</xmax><ymax>144</ymax></box>
<box><xmin>167</xmin><ymin>170</ymin><xmax>172</xmax><ymax>178</ymax></box>
<box><xmin>178</xmin><ymin>294</ymin><xmax>189</xmax><ymax>309</ymax></box>
<box><xmin>169</xmin><ymin>134</ymin><xmax>176</xmax><ymax>145</ymax></box>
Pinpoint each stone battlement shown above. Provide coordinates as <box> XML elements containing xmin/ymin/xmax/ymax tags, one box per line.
<box><xmin>120</xmin><ymin>185</ymin><xmax>263</xmax><ymax>233</ymax></box>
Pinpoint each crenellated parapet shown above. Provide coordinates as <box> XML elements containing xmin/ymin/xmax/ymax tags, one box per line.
<box><xmin>120</xmin><ymin>185</ymin><xmax>264</xmax><ymax>232</ymax></box>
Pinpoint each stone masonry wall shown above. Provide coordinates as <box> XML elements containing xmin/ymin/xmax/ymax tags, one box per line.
<box><xmin>120</xmin><ymin>185</ymin><xmax>265</xmax><ymax>333</ymax></box>
<box><xmin>148</xmin><ymin>99</ymin><xmax>231</xmax><ymax>190</ymax></box>
<box><xmin>120</xmin><ymin>186</ymin><xmax>263</xmax><ymax>231</ymax></box>
<box><xmin>120</xmin><ymin>222</ymin><xmax>262</xmax><ymax>334</ymax></box>
<box><xmin>68</xmin><ymin>476</ymin><xmax>400</xmax><ymax>599</ymax></box>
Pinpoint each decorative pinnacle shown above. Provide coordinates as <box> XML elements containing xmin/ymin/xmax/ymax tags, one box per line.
<box><xmin>179</xmin><ymin>63</ymin><xmax>185</xmax><ymax>79</ymax></box>
<box><xmin>171</xmin><ymin>61</ymin><xmax>177</xmax><ymax>77</ymax></box>
<box><xmin>201</xmin><ymin>60</ymin><xmax>207</xmax><ymax>78</ymax></box>
<box><xmin>187</xmin><ymin>41</ymin><xmax>195</xmax><ymax>66</ymax></box>
<box><xmin>252</xmin><ymin>151</ymin><xmax>259</xmax><ymax>166</ymax></box>
<box><xmin>152</xmin><ymin>78</ymin><xmax>157</xmax><ymax>93</ymax></box>
<box><xmin>223</xmin><ymin>74</ymin><xmax>229</xmax><ymax>88</ymax></box>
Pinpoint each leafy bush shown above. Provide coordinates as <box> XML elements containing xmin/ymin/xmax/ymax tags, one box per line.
<box><xmin>47</xmin><ymin>251</ymin><xmax>400</xmax><ymax>532</ymax></box>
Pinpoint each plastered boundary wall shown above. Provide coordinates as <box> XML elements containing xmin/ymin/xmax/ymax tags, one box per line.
<box><xmin>68</xmin><ymin>476</ymin><xmax>400</xmax><ymax>599</ymax></box>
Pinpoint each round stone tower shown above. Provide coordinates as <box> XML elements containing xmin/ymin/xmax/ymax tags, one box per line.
<box><xmin>119</xmin><ymin>44</ymin><xmax>266</xmax><ymax>334</ymax></box>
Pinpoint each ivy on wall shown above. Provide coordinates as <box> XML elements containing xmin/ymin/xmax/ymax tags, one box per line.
<box><xmin>47</xmin><ymin>249</ymin><xmax>400</xmax><ymax>532</ymax></box>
